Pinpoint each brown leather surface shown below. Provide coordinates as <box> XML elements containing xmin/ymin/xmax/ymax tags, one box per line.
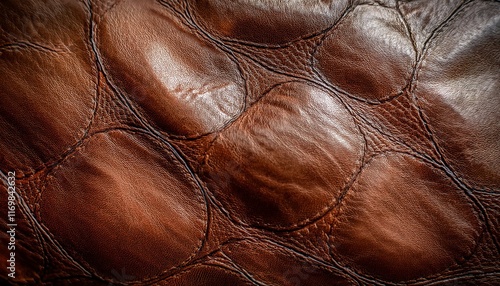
<box><xmin>1</xmin><ymin>0</ymin><xmax>499</xmax><ymax>285</ymax></box>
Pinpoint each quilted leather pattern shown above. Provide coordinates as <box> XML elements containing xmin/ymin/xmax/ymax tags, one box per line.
<box><xmin>1</xmin><ymin>0</ymin><xmax>499</xmax><ymax>285</ymax></box>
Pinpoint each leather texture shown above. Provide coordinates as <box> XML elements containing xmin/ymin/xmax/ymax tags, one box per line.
<box><xmin>1</xmin><ymin>0</ymin><xmax>499</xmax><ymax>285</ymax></box>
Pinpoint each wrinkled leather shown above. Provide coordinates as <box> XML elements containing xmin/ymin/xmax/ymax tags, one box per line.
<box><xmin>1</xmin><ymin>0</ymin><xmax>499</xmax><ymax>285</ymax></box>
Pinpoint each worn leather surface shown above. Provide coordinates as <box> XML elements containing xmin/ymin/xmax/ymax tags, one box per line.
<box><xmin>1</xmin><ymin>0</ymin><xmax>499</xmax><ymax>285</ymax></box>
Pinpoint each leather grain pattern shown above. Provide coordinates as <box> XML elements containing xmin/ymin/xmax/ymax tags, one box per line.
<box><xmin>1</xmin><ymin>0</ymin><xmax>499</xmax><ymax>285</ymax></box>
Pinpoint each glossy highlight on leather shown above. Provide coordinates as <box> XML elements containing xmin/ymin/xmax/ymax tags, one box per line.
<box><xmin>0</xmin><ymin>0</ymin><xmax>499</xmax><ymax>285</ymax></box>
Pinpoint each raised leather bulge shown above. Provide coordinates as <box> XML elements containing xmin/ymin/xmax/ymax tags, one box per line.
<box><xmin>1</xmin><ymin>0</ymin><xmax>499</xmax><ymax>285</ymax></box>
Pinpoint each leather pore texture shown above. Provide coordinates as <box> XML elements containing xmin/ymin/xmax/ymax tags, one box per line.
<box><xmin>1</xmin><ymin>0</ymin><xmax>499</xmax><ymax>285</ymax></box>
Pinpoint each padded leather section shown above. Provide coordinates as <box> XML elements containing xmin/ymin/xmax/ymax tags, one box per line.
<box><xmin>1</xmin><ymin>0</ymin><xmax>499</xmax><ymax>285</ymax></box>
<box><xmin>315</xmin><ymin>4</ymin><xmax>415</xmax><ymax>102</ymax></box>
<box><xmin>0</xmin><ymin>0</ymin><xmax>95</xmax><ymax>174</ymax></box>
<box><xmin>201</xmin><ymin>82</ymin><xmax>364</xmax><ymax>228</ymax></box>
<box><xmin>40</xmin><ymin>131</ymin><xmax>207</xmax><ymax>279</ymax></box>
<box><xmin>415</xmin><ymin>1</ymin><xmax>500</xmax><ymax>188</ymax></box>
<box><xmin>97</xmin><ymin>0</ymin><xmax>246</xmax><ymax>137</ymax></box>
<box><xmin>189</xmin><ymin>0</ymin><xmax>350</xmax><ymax>44</ymax></box>
<box><xmin>332</xmin><ymin>153</ymin><xmax>480</xmax><ymax>281</ymax></box>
